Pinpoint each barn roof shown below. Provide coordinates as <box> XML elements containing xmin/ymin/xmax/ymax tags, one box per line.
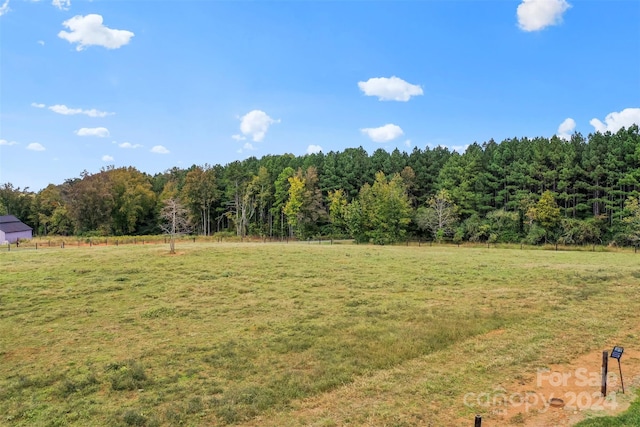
<box><xmin>0</xmin><ymin>215</ymin><xmax>33</xmax><ymax>233</ymax></box>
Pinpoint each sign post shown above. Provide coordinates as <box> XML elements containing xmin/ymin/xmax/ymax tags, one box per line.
<box><xmin>601</xmin><ymin>351</ymin><xmax>608</xmax><ymax>397</ymax></box>
<box><xmin>610</xmin><ymin>346</ymin><xmax>625</xmax><ymax>393</ymax></box>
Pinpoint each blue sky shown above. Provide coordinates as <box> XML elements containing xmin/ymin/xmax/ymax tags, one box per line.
<box><xmin>1</xmin><ymin>0</ymin><xmax>639</xmax><ymax>191</ymax></box>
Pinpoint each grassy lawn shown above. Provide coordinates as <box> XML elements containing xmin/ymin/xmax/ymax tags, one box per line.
<box><xmin>1</xmin><ymin>242</ymin><xmax>639</xmax><ymax>426</ymax></box>
<box><xmin>575</xmin><ymin>397</ymin><xmax>640</xmax><ymax>427</ymax></box>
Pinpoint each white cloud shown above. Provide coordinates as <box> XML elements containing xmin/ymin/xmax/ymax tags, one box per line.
<box><xmin>31</xmin><ymin>102</ymin><xmax>45</xmax><ymax>108</ymax></box>
<box><xmin>238</xmin><ymin>110</ymin><xmax>279</xmax><ymax>142</ymax></box>
<box><xmin>358</xmin><ymin>76</ymin><xmax>423</xmax><ymax>102</ymax></box>
<box><xmin>451</xmin><ymin>144</ymin><xmax>470</xmax><ymax>153</ymax></box>
<box><xmin>0</xmin><ymin>139</ymin><xmax>18</xmax><ymax>146</ymax></box>
<box><xmin>118</xmin><ymin>142</ymin><xmax>142</xmax><ymax>149</ymax></box>
<box><xmin>75</xmin><ymin>127</ymin><xmax>110</xmax><ymax>137</ymax></box>
<box><xmin>243</xmin><ymin>142</ymin><xmax>256</xmax><ymax>151</ymax></box>
<box><xmin>231</xmin><ymin>134</ymin><xmax>246</xmax><ymax>141</ymax></box>
<box><xmin>557</xmin><ymin>117</ymin><xmax>576</xmax><ymax>141</ymax></box>
<box><xmin>49</xmin><ymin>104</ymin><xmax>113</xmax><ymax>117</ymax></box>
<box><xmin>517</xmin><ymin>0</ymin><xmax>571</xmax><ymax>32</ymax></box>
<box><xmin>361</xmin><ymin>124</ymin><xmax>404</xmax><ymax>143</ymax></box>
<box><xmin>590</xmin><ymin>108</ymin><xmax>640</xmax><ymax>133</ymax></box>
<box><xmin>27</xmin><ymin>143</ymin><xmax>46</xmax><ymax>151</ymax></box>
<box><xmin>52</xmin><ymin>0</ymin><xmax>70</xmax><ymax>10</ymax></box>
<box><xmin>37</xmin><ymin>40</ymin><xmax>45</xmax><ymax>46</ymax></box>
<box><xmin>58</xmin><ymin>14</ymin><xmax>134</xmax><ymax>51</ymax></box>
<box><xmin>404</xmin><ymin>139</ymin><xmax>412</xmax><ymax>147</ymax></box>
<box><xmin>102</xmin><ymin>155</ymin><xmax>114</xmax><ymax>162</ymax></box>
<box><xmin>306</xmin><ymin>144</ymin><xmax>323</xmax><ymax>154</ymax></box>
<box><xmin>0</xmin><ymin>0</ymin><xmax>10</xmax><ymax>17</ymax></box>
<box><xmin>151</xmin><ymin>145</ymin><xmax>169</xmax><ymax>154</ymax></box>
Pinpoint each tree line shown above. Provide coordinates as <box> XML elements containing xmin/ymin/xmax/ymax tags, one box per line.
<box><xmin>2</xmin><ymin>125</ymin><xmax>640</xmax><ymax>246</ymax></box>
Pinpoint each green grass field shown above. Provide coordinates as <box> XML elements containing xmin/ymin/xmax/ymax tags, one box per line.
<box><xmin>1</xmin><ymin>242</ymin><xmax>639</xmax><ymax>426</ymax></box>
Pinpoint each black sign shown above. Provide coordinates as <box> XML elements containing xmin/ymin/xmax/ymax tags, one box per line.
<box><xmin>611</xmin><ymin>346</ymin><xmax>624</xmax><ymax>360</ymax></box>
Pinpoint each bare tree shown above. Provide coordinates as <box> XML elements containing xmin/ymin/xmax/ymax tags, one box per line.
<box><xmin>160</xmin><ymin>198</ymin><xmax>190</xmax><ymax>254</ymax></box>
<box><xmin>415</xmin><ymin>189</ymin><xmax>458</xmax><ymax>242</ymax></box>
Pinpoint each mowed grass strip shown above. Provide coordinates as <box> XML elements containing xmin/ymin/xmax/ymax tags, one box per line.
<box><xmin>1</xmin><ymin>243</ymin><xmax>639</xmax><ymax>426</ymax></box>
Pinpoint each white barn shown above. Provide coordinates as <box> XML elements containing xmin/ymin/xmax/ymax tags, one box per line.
<box><xmin>0</xmin><ymin>215</ymin><xmax>33</xmax><ymax>243</ymax></box>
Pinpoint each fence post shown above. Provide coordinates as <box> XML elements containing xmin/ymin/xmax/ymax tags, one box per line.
<box><xmin>7</xmin><ymin>243</ymin><xmax>9</xmax><ymax>252</ymax></box>
<box><xmin>474</xmin><ymin>415</ymin><xmax>482</xmax><ymax>426</ymax></box>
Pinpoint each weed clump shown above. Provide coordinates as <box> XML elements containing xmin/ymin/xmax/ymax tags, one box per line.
<box><xmin>118</xmin><ymin>409</ymin><xmax>159</xmax><ymax>427</ymax></box>
<box><xmin>106</xmin><ymin>360</ymin><xmax>150</xmax><ymax>391</ymax></box>
<box><xmin>56</xmin><ymin>373</ymin><xmax>99</xmax><ymax>397</ymax></box>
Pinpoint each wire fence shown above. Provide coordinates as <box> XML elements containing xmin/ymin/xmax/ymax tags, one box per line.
<box><xmin>3</xmin><ymin>235</ymin><xmax>639</xmax><ymax>254</ymax></box>
<box><xmin>2</xmin><ymin>234</ymin><xmax>298</xmax><ymax>252</ymax></box>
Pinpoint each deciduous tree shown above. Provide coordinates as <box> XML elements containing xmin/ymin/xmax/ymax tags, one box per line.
<box><xmin>416</xmin><ymin>189</ymin><xmax>458</xmax><ymax>242</ymax></box>
<box><xmin>359</xmin><ymin>172</ymin><xmax>412</xmax><ymax>244</ymax></box>
<box><xmin>328</xmin><ymin>189</ymin><xmax>348</xmax><ymax>237</ymax></box>
<box><xmin>160</xmin><ymin>198</ymin><xmax>190</xmax><ymax>254</ymax></box>
<box><xmin>283</xmin><ymin>167</ymin><xmax>326</xmax><ymax>239</ymax></box>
